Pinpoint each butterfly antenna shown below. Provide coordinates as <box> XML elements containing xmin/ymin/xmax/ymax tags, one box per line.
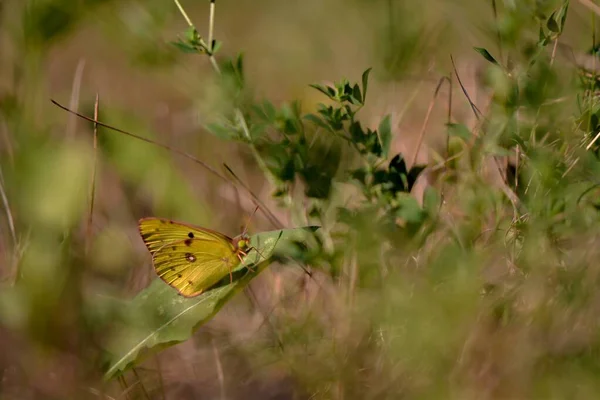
<box><xmin>241</xmin><ymin>205</ymin><xmax>260</xmax><ymax>237</ymax></box>
<box><xmin>223</xmin><ymin>163</ymin><xmax>283</xmax><ymax>229</ymax></box>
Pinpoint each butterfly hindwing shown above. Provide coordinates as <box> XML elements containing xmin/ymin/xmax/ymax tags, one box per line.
<box><xmin>139</xmin><ymin>218</ymin><xmax>240</xmax><ymax>297</ymax></box>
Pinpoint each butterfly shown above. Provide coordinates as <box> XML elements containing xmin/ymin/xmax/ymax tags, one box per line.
<box><xmin>138</xmin><ymin>217</ymin><xmax>256</xmax><ymax>297</ymax></box>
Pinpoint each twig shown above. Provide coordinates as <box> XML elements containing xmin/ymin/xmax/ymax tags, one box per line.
<box><xmin>579</xmin><ymin>0</ymin><xmax>600</xmax><ymax>17</ymax></box>
<box><xmin>410</xmin><ymin>76</ymin><xmax>449</xmax><ymax>167</ymax></box>
<box><xmin>132</xmin><ymin>368</ymin><xmax>150</xmax><ymax>400</ymax></box>
<box><xmin>51</xmin><ymin>99</ymin><xmax>229</xmax><ymax>183</ymax></box>
<box><xmin>208</xmin><ymin>0</ymin><xmax>216</xmax><ymax>52</ymax></box>
<box><xmin>0</xmin><ymin>168</ymin><xmax>16</xmax><ymax>247</ymax></box>
<box><xmin>211</xmin><ymin>339</ymin><xmax>227</xmax><ymax>400</ymax></box>
<box><xmin>66</xmin><ymin>59</ymin><xmax>86</xmax><ymax>140</ymax></box>
<box><xmin>85</xmin><ymin>94</ymin><xmax>99</xmax><ymax>255</ymax></box>
<box><xmin>450</xmin><ymin>55</ymin><xmax>483</xmax><ymax>120</ymax></box>
<box><xmin>491</xmin><ymin>0</ymin><xmax>504</xmax><ymax>63</ymax></box>
<box><xmin>154</xmin><ymin>355</ymin><xmax>166</xmax><ymax>400</ymax></box>
<box><xmin>223</xmin><ymin>163</ymin><xmax>283</xmax><ymax>229</ymax></box>
<box><xmin>173</xmin><ymin>0</ymin><xmax>194</xmax><ymax>27</ymax></box>
<box><xmin>245</xmin><ymin>285</ymin><xmax>284</xmax><ymax>352</ymax></box>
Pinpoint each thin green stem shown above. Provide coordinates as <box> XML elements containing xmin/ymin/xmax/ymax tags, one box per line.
<box><xmin>173</xmin><ymin>0</ymin><xmax>279</xmax><ymax>188</ymax></box>
<box><xmin>173</xmin><ymin>0</ymin><xmax>194</xmax><ymax>27</ymax></box>
<box><xmin>208</xmin><ymin>0</ymin><xmax>216</xmax><ymax>52</ymax></box>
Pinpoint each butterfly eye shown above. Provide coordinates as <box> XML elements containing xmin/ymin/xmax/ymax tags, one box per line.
<box><xmin>237</xmin><ymin>239</ymin><xmax>248</xmax><ymax>249</ymax></box>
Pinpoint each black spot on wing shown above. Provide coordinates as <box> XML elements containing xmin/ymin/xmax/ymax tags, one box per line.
<box><xmin>188</xmin><ymin>232</ymin><xmax>194</xmax><ymax>239</ymax></box>
<box><xmin>184</xmin><ymin>239</ymin><xmax>192</xmax><ymax>246</ymax></box>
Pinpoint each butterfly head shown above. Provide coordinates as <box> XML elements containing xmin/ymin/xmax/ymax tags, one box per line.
<box><xmin>235</xmin><ymin>234</ymin><xmax>250</xmax><ymax>252</ymax></box>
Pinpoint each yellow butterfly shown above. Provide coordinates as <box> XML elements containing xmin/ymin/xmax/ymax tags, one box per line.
<box><xmin>138</xmin><ymin>218</ymin><xmax>254</xmax><ymax>297</ymax></box>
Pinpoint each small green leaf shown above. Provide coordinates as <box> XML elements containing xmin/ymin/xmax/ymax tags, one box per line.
<box><xmin>447</xmin><ymin>123</ymin><xmax>472</xmax><ymax>141</ymax></box>
<box><xmin>352</xmin><ymin>84</ymin><xmax>362</xmax><ymax>104</ymax></box>
<box><xmin>396</xmin><ymin>193</ymin><xmax>425</xmax><ymax>224</ymax></box>
<box><xmin>547</xmin><ymin>13</ymin><xmax>559</xmax><ymax>33</ymax></box>
<box><xmin>361</xmin><ymin>68</ymin><xmax>372</xmax><ymax>103</ymax></box>
<box><xmin>558</xmin><ymin>2</ymin><xmax>569</xmax><ymax>32</ymax></box>
<box><xmin>185</xmin><ymin>26</ymin><xmax>199</xmax><ymax>43</ymax></box>
<box><xmin>103</xmin><ymin>227</ymin><xmax>319</xmax><ymax>380</ymax></box>
<box><xmin>423</xmin><ymin>187</ymin><xmax>441</xmax><ymax>218</ymax></box>
<box><xmin>538</xmin><ymin>26</ymin><xmax>547</xmax><ymax>43</ymax></box>
<box><xmin>310</xmin><ymin>84</ymin><xmax>335</xmax><ymax>100</ymax></box>
<box><xmin>205</xmin><ymin>122</ymin><xmax>239</xmax><ymax>140</ymax></box>
<box><xmin>377</xmin><ymin>115</ymin><xmax>392</xmax><ymax>158</ymax></box>
<box><xmin>473</xmin><ymin>47</ymin><xmax>499</xmax><ymax>65</ymax></box>
<box><xmin>407</xmin><ymin>165</ymin><xmax>426</xmax><ymax>192</ymax></box>
<box><xmin>211</xmin><ymin>40</ymin><xmax>222</xmax><ymax>54</ymax></box>
<box><xmin>304</xmin><ymin>114</ymin><xmax>332</xmax><ymax>131</ymax></box>
<box><xmin>171</xmin><ymin>41</ymin><xmax>199</xmax><ymax>54</ymax></box>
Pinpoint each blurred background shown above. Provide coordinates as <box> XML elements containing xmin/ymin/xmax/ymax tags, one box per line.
<box><xmin>1</xmin><ymin>0</ymin><xmax>600</xmax><ymax>399</ymax></box>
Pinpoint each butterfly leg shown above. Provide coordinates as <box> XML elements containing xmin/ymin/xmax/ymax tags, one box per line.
<box><xmin>237</xmin><ymin>250</ymin><xmax>256</xmax><ymax>273</ymax></box>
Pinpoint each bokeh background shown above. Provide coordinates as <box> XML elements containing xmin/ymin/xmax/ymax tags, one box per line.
<box><xmin>2</xmin><ymin>0</ymin><xmax>600</xmax><ymax>399</ymax></box>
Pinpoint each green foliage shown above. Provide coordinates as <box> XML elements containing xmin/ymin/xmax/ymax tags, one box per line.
<box><xmin>4</xmin><ymin>0</ymin><xmax>600</xmax><ymax>398</ymax></box>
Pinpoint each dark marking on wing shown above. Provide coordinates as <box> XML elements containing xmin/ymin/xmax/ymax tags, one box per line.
<box><xmin>184</xmin><ymin>239</ymin><xmax>192</xmax><ymax>246</ymax></box>
<box><xmin>188</xmin><ymin>232</ymin><xmax>194</xmax><ymax>239</ymax></box>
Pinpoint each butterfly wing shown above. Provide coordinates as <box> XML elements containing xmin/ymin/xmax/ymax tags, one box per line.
<box><xmin>139</xmin><ymin>218</ymin><xmax>240</xmax><ymax>297</ymax></box>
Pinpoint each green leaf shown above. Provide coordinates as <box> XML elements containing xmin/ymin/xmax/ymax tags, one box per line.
<box><xmin>547</xmin><ymin>13</ymin><xmax>559</xmax><ymax>33</ymax></box>
<box><xmin>396</xmin><ymin>193</ymin><xmax>425</xmax><ymax>224</ymax></box>
<box><xmin>310</xmin><ymin>84</ymin><xmax>336</xmax><ymax>100</ymax></box>
<box><xmin>352</xmin><ymin>84</ymin><xmax>362</xmax><ymax>104</ymax></box>
<box><xmin>377</xmin><ymin>115</ymin><xmax>392</xmax><ymax>158</ymax></box>
<box><xmin>473</xmin><ymin>47</ymin><xmax>499</xmax><ymax>66</ymax></box>
<box><xmin>103</xmin><ymin>226</ymin><xmax>319</xmax><ymax>380</ymax></box>
<box><xmin>171</xmin><ymin>40</ymin><xmax>199</xmax><ymax>54</ymax></box>
<box><xmin>185</xmin><ymin>26</ymin><xmax>199</xmax><ymax>43</ymax></box>
<box><xmin>447</xmin><ymin>123</ymin><xmax>472</xmax><ymax>141</ymax></box>
<box><xmin>205</xmin><ymin>122</ymin><xmax>240</xmax><ymax>140</ymax></box>
<box><xmin>558</xmin><ymin>2</ymin><xmax>569</xmax><ymax>32</ymax></box>
<box><xmin>211</xmin><ymin>40</ymin><xmax>223</xmax><ymax>54</ymax></box>
<box><xmin>304</xmin><ymin>114</ymin><xmax>333</xmax><ymax>131</ymax></box>
<box><xmin>423</xmin><ymin>186</ymin><xmax>441</xmax><ymax>218</ymax></box>
<box><xmin>361</xmin><ymin>68</ymin><xmax>372</xmax><ymax>103</ymax></box>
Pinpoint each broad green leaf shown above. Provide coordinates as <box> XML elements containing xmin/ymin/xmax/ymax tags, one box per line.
<box><xmin>377</xmin><ymin>115</ymin><xmax>392</xmax><ymax>158</ymax></box>
<box><xmin>103</xmin><ymin>226</ymin><xmax>318</xmax><ymax>380</ymax></box>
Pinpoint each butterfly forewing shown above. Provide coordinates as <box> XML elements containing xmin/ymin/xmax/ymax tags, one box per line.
<box><xmin>139</xmin><ymin>218</ymin><xmax>241</xmax><ymax>297</ymax></box>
